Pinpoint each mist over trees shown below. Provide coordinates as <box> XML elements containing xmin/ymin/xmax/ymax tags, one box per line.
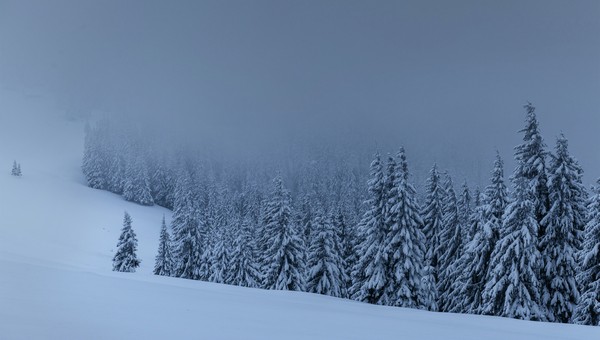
<box><xmin>95</xmin><ymin>104</ymin><xmax>600</xmax><ymax>325</ymax></box>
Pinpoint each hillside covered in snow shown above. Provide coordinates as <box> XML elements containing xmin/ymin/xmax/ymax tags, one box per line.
<box><xmin>1</xmin><ymin>91</ymin><xmax>599</xmax><ymax>339</ymax></box>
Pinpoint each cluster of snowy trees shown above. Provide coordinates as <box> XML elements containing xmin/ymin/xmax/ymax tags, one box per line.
<box><xmin>94</xmin><ymin>104</ymin><xmax>600</xmax><ymax>325</ymax></box>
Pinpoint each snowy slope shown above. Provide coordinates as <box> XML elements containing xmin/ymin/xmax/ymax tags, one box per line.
<box><xmin>1</xmin><ymin>90</ymin><xmax>599</xmax><ymax>339</ymax></box>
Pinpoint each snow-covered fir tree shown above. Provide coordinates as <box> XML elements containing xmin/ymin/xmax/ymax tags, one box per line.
<box><xmin>198</xmin><ymin>238</ymin><xmax>214</xmax><ymax>282</ymax></box>
<box><xmin>171</xmin><ymin>171</ymin><xmax>203</xmax><ymax>280</ymax></box>
<box><xmin>228</xmin><ymin>215</ymin><xmax>262</xmax><ymax>288</ymax></box>
<box><xmin>333</xmin><ymin>207</ymin><xmax>353</xmax><ymax>299</ymax></box>
<box><xmin>11</xmin><ymin>161</ymin><xmax>22</xmax><ymax>177</ymax></box>
<box><xmin>151</xmin><ymin>162</ymin><xmax>175</xmax><ymax>209</ymax></box>
<box><xmin>307</xmin><ymin>209</ymin><xmax>345</xmax><ymax>297</ymax></box>
<box><xmin>448</xmin><ymin>152</ymin><xmax>509</xmax><ymax>314</ymax></box>
<box><xmin>573</xmin><ymin>179</ymin><xmax>600</xmax><ymax>325</ymax></box>
<box><xmin>298</xmin><ymin>195</ymin><xmax>316</xmax><ymax>246</ymax></box>
<box><xmin>209</xmin><ymin>227</ymin><xmax>231</xmax><ymax>284</ymax></box>
<box><xmin>351</xmin><ymin>153</ymin><xmax>389</xmax><ymax>304</ymax></box>
<box><xmin>383</xmin><ymin>148</ymin><xmax>426</xmax><ymax>308</ymax></box>
<box><xmin>261</xmin><ymin>175</ymin><xmax>306</xmax><ymax>291</ymax></box>
<box><xmin>113</xmin><ymin>211</ymin><xmax>141</xmax><ymax>273</ymax></box>
<box><xmin>196</xmin><ymin>176</ymin><xmax>221</xmax><ymax>282</ymax></box>
<box><xmin>106</xmin><ymin>143</ymin><xmax>125</xmax><ymax>194</ymax></box>
<box><xmin>540</xmin><ymin>135</ymin><xmax>587</xmax><ymax>323</ymax></box>
<box><xmin>436</xmin><ymin>174</ymin><xmax>463</xmax><ymax>312</ymax></box>
<box><xmin>458</xmin><ymin>180</ymin><xmax>472</xmax><ymax>240</ymax></box>
<box><xmin>421</xmin><ymin>164</ymin><xmax>444</xmax><ymax>291</ymax></box>
<box><xmin>154</xmin><ymin>215</ymin><xmax>173</xmax><ymax>276</ymax></box>
<box><xmin>122</xmin><ymin>152</ymin><xmax>154</xmax><ymax>206</ymax></box>
<box><xmin>514</xmin><ymin>103</ymin><xmax>550</xmax><ymax>237</ymax></box>
<box><xmin>420</xmin><ymin>263</ymin><xmax>438</xmax><ymax>312</ymax></box>
<box><xmin>82</xmin><ymin>122</ymin><xmax>107</xmax><ymax>189</ymax></box>
<box><xmin>465</xmin><ymin>186</ymin><xmax>484</xmax><ymax>240</ymax></box>
<box><xmin>481</xmin><ymin>174</ymin><xmax>543</xmax><ymax>321</ymax></box>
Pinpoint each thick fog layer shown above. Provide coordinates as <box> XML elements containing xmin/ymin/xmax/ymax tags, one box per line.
<box><xmin>1</xmin><ymin>0</ymin><xmax>599</xmax><ymax>185</ymax></box>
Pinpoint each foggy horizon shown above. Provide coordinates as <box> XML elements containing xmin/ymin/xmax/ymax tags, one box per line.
<box><xmin>1</xmin><ymin>0</ymin><xmax>599</xmax><ymax>186</ymax></box>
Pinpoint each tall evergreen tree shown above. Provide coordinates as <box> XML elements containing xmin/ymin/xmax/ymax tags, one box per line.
<box><xmin>514</xmin><ymin>103</ymin><xmax>549</xmax><ymax>237</ymax></box>
<box><xmin>171</xmin><ymin>171</ymin><xmax>203</xmax><ymax>280</ymax></box>
<box><xmin>351</xmin><ymin>153</ymin><xmax>388</xmax><ymax>304</ymax></box>
<box><xmin>154</xmin><ymin>215</ymin><xmax>173</xmax><ymax>276</ymax></box>
<box><xmin>123</xmin><ymin>152</ymin><xmax>154</xmax><ymax>206</ymax></box>
<box><xmin>419</xmin><ymin>261</ymin><xmax>438</xmax><ymax>311</ymax></box>
<box><xmin>383</xmin><ymin>148</ymin><xmax>425</xmax><ymax>308</ymax></box>
<box><xmin>307</xmin><ymin>210</ymin><xmax>345</xmax><ymax>297</ymax></box>
<box><xmin>229</xmin><ymin>216</ymin><xmax>262</xmax><ymax>288</ymax></box>
<box><xmin>82</xmin><ymin>123</ymin><xmax>107</xmax><ymax>189</ymax></box>
<box><xmin>113</xmin><ymin>211</ymin><xmax>141</xmax><ymax>273</ymax></box>
<box><xmin>151</xmin><ymin>162</ymin><xmax>175</xmax><ymax>209</ymax></box>
<box><xmin>481</xmin><ymin>175</ymin><xmax>543</xmax><ymax>320</ymax></box>
<box><xmin>106</xmin><ymin>144</ymin><xmax>125</xmax><ymax>194</ymax></box>
<box><xmin>298</xmin><ymin>195</ymin><xmax>316</xmax><ymax>246</ymax></box>
<box><xmin>540</xmin><ymin>135</ymin><xmax>587</xmax><ymax>323</ymax></box>
<box><xmin>262</xmin><ymin>175</ymin><xmax>306</xmax><ymax>291</ymax></box>
<box><xmin>448</xmin><ymin>152</ymin><xmax>509</xmax><ymax>314</ymax></box>
<box><xmin>458</xmin><ymin>180</ymin><xmax>472</xmax><ymax>239</ymax></box>
<box><xmin>333</xmin><ymin>207</ymin><xmax>353</xmax><ymax>299</ymax></box>
<box><xmin>573</xmin><ymin>179</ymin><xmax>600</xmax><ymax>325</ymax></box>
<box><xmin>437</xmin><ymin>174</ymin><xmax>463</xmax><ymax>312</ymax></box>
<box><xmin>421</xmin><ymin>164</ymin><xmax>444</xmax><ymax>289</ymax></box>
<box><xmin>209</xmin><ymin>227</ymin><xmax>231</xmax><ymax>284</ymax></box>
<box><xmin>198</xmin><ymin>237</ymin><xmax>214</xmax><ymax>282</ymax></box>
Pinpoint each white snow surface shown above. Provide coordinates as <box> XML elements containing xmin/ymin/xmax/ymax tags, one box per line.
<box><xmin>1</xmin><ymin>90</ymin><xmax>599</xmax><ymax>339</ymax></box>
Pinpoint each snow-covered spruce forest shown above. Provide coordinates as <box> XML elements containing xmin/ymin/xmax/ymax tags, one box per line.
<box><xmin>83</xmin><ymin>103</ymin><xmax>600</xmax><ymax>326</ymax></box>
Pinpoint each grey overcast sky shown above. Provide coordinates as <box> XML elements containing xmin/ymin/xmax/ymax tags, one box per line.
<box><xmin>1</xmin><ymin>0</ymin><xmax>599</xmax><ymax>184</ymax></box>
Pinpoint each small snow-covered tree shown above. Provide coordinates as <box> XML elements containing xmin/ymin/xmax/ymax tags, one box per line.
<box><xmin>481</xmin><ymin>175</ymin><xmax>543</xmax><ymax>320</ymax></box>
<box><xmin>154</xmin><ymin>215</ymin><xmax>173</xmax><ymax>276</ymax></box>
<box><xmin>383</xmin><ymin>148</ymin><xmax>425</xmax><ymax>308</ymax></box>
<box><xmin>262</xmin><ymin>175</ymin><xmax>306</xmax><ymax>291</ymax></box>
<box><xmin>351</xmin><ymin>153</ymin><xmax>388</xmax><ymax>304</ymax></box>
<box><xmin>540</xmin><ymin>135</ymin><xmax>586</xmax><ymax>323</ymax></box>
<box><xmin>113</xmin><ymin>211</ymin><xmax>141</xmax><ymax>272</ymax></box>
<box><xmin>573</xmin><ymin>179</ymin><xmax>600</xmax><ymax>325</ymax></box>
<box><xmin>11</xmin><ymin>161</ymin><xmax>21</xmax><ymax>177</ymax></box>
<box><xmin>307</xmin><ymin>210</ymin><xmax>344</xmax><ymax>297</ymax></box>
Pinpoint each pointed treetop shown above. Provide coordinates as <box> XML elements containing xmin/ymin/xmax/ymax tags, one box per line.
<box><xmin>555</xmin><ymin>133</ymin><xmax>569</xmax><ymax>158</ymax></box>
<box><xmin>123</xmin><ymin>211</ymin><xmax>132</xmax><ymax>225</ymax></box>
<box><xmin>524</xmin><ymin>101</ymin><xmax>535</xmax><ymax>114</ymax></box>
<box><xmin>396</xmin><ymin>147</ymin><xmax>409</xmax><ymax>181</ymax></box>
<box><xmin>517</xmin><ymin>102</ymin><xmax>546</xmax><ymax>154</ymax></box>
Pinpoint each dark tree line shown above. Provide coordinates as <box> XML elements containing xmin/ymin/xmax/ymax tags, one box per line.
<box><xmin>98</xmin><ymin>104</ymin><xmax>600</xmax><ymax>325</ymax></box>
